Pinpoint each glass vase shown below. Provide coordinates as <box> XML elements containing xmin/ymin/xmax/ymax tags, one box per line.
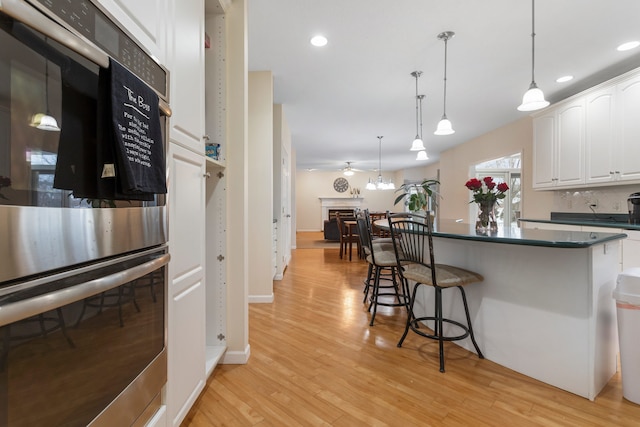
<box><xmin>475</xmin><ymin>200</ymin><xmax>498</xmax><ymax>235</ymax></box>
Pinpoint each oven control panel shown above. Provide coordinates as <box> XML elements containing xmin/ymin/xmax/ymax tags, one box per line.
<box><xmin>32</xmin><ymin>0</ymin><xmax>167</xmax><ymax>97</ymax></box>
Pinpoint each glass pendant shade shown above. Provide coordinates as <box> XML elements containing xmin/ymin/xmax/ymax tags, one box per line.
<box><xmin>30</xmin><ymin>113</ymin><xmax>61</xmax><ymax>131</ymax></box>
<box><xmin>343</xmin><ymin>169</ymin><xmax>354</xmax><ymax>176</ymax></box>
<box><xmin>517</xmin><ymin>83</ymin><xmax>549</xmax><ymax>111</ymax></box>
<box><xmin>31</xmin><ymin>58</ymin><xmax>60</xmax><ymax>132</ymax></box>
<box><xmin>410</xmin><ymin>136</ymin><xmax>425</xmax><ymax>151</ymax></box>
<box><xmin>434</xmin><ymin>115</ymin><xmax>455</xmax><ymax>135</ymax></box>
<box><xmin>416</xmin><ymin>150</ymin><xmax>428</xmax><ymax>161</ymax></box>
<box><xmin>365</xmin><ymin>179</ymin><xmax>376</xmax><ymax>190</ymax></box>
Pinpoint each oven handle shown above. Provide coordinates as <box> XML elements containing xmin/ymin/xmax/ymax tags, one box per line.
<box><xmin>0</xmin><ymin>253</ymin><xmax>170</xmax><ymax>328</ymax></box>
<box><xmin>0</xmin><ymin>0</ymin><xmax>172</xmax><ymax>117</ymax></box>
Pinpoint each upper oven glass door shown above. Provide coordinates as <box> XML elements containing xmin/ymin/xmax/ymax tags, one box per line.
<box><xmin>0</xmin><ymin>10</ymin><xmax>165</xmax><ymax>208</ymax></box>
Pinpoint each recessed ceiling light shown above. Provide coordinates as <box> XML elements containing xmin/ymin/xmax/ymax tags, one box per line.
<box><xmin>310</xmin><ymin>35</ymin><xmax>328</xmax><ymax>47</ymax></box>
<box><xmin>617</xmin><ymin>41</ymin><xmax>640</xmax><ymax>51</ymax></box>
<box><xmin>556</xmin><ymin>75</ymin><xmax>574</xmax><ymax>83</ymax></box>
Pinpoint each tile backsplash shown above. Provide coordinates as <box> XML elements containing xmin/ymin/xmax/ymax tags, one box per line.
<box><xmin>553</xmin><ymin>184</ymin><xmax>640</xmax><ymax>214</ymax></box>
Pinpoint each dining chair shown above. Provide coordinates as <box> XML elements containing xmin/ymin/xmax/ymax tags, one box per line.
<box><xmin>387</xmin><ymin>212</ymin><xmax>485</xmax><ymax>372</ymax></box>
<box><xmin>357</xmin><ymin>215</ymin><xmax>408</xmax><ymax>326</ymax></box>
<box><xmin>336</xmin><ymin>214</ymin><xmax>360</xmax><ymax>260</ymax></box>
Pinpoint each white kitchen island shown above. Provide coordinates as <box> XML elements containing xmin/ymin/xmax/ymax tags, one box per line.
<box><xmin>376</xmin><ymin>219</ymin><xmax>627</xmax><ymax>400</ymax></box>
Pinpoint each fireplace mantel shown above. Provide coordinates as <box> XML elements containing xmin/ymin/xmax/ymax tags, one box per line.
<box><xmin>319</xmin><ymin>197</ymin><xmax>363</xmax><ymax>228</ymax></box>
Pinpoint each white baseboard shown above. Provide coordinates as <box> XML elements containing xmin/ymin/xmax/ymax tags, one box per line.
<box><xmin>221</xmin><ymin>344</ymin><xmax>251</xmax><ymax>364</ymax></box>
<box><xmin>248</xmin><ymin>293</ymin><xmax>274</xmax><ymax>303</ymax></box>
<box><xmin>273</xmin><ymin>273</ymin><xmax>283</xmax><ymax>280</ymax></box>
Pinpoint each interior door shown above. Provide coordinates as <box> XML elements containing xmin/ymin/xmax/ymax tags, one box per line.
<box><xmin>281</xmin><ymin>144</ymin><xmax>292</xmax><ymax>269</ymax></box>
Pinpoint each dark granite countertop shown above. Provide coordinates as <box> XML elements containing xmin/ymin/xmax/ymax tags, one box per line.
<box><xmin>374</xmin><ymin>218</ymin><xmax>627</xmax><ymax>248</ymax></box>
<box><xmin>519</xmin><ymin>212</ymin><xmax>640</xmax><ymax>231</ymax></box>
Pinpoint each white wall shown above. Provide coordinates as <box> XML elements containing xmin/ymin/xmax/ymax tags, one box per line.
<box><xmin>296</xmin><ymin>168</ymin><xmax>432</xmax><ymax>231</ymax></box>
<box><xmin>437</xmin><ymin>117</ymin><xmax>554</xmax><ymax>222</ymax></box>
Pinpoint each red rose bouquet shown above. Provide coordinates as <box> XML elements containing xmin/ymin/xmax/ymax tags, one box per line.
<box><xmin>465</xmin><ymin>176</ymin><xmax>509</xmax><ymax>204</ymax></box>
<box><xmin>465</xmin><ymin>176</ymin><xmax>509</xmax><ymax>232</ymax></box>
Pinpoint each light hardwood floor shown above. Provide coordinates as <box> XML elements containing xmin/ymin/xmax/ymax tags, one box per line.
<box><xmin>182</xmin><ymin>247</ymin><xmax>640</xmax><ymax>426</ymax></box>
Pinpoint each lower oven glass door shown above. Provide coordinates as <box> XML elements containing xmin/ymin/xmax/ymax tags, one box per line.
<box><xmin>0</xmin><ymin>247</ymin><xmax>168</xmax><ymax>427</ymax></box>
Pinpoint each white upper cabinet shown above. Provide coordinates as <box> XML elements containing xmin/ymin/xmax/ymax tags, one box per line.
<box><xmin>534</xmin><ymin>67</ymin><xmax>640</xmax><ymax>190</ymax></box>
<box><xmin>585</xmin><ymin>88</ymin><xmax>616</xmax><ymax>184</ymax></box>
<box><xmin>556</xmin><ymin>100</ymin><xmax>585</xmax><ymax>187</ymax></box>
<box><xmin>616</xmin><ymin>73</ymin><xmax>640</xmax><ymax>182</ymax></box>
<box><xmin>168</xmin><ymin>0</ymin><xmax>206</xmax><ymax>153</ymax></box>
<box><xmin>95</xmin><ymin>0</ymin><xmax>167</xmax><ymax>64</ymax></box>
<box><xmin>532</xmin><ymin>113</ymin><xmax>556</xmax><ymax>188</ymax></box>
<box><xmin>533</xmin><ymin>99</ymin><xmax>584</xmax><ymax>189</ymax></box>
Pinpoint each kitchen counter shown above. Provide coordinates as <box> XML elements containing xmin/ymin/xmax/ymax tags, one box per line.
<box><xmin>519</xmin><ymin>212</ymin><xmax>640</xmax><ymax>231</ymax></box>
<box><xmin>375</xmin><ymin>217</ymin><xmax>620</xmax><ymax>401</ymax></box>
<box><xmin>427</xmin><ymin>219</ymin><xmax>628</xmax><ymax>247</ymax></box>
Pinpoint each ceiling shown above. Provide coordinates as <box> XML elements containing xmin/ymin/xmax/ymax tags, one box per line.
<box><xmin>246</xmin><ymin>0</ymin><xmax>640</xmax><ymax>173</ymax></box>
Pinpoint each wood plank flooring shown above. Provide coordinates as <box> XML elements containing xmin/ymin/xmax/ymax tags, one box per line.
<box><xmin>182</xmin><ymin>247</ymin><xmax>640</xmax><ymax>426</ymax></box>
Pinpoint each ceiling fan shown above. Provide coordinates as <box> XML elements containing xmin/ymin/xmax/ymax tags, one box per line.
<box><xmin>341</xmin><ymin>161</ymin><xmax>363</xmax><ymax>176</ymax></box>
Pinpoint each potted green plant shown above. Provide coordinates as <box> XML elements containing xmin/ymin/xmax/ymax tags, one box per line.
<box><xmin>393</xmin><ymin>178</ymin><xmax>440</xmax><ymax>215</ymax></box>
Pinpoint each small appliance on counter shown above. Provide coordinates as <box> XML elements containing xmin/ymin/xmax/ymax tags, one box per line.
<box><xmin>628</xmin><ymin>192</ymin><xmax>640</xmax><ymax>224</ymax></box>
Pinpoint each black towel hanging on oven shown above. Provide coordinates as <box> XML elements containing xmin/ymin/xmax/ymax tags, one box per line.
<box><xmin>105</xmin><ymin>58</ymin><xmax>167</xmax><ymax>196</ymax></box>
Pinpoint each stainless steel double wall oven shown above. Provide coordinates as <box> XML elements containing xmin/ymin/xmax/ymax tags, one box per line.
<box><xmin>0</xmin><ymin>0</ymin><xmax>170</xmax><ymax>425</ymax></box>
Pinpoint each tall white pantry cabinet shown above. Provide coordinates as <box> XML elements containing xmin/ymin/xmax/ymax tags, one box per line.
<box><xmin>166</xmin><ymin>0</ymin><xmax>229</xmax><ymax>426</ymax></box>
<box><xmin>94</xmin><ymin>1</ymin><xmax>230</xmax><ymax>426</ymax></box>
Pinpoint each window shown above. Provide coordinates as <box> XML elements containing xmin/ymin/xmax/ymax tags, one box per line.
<box><xmin>474</xmin><ymin>154</ymin><xmax>521</xmax><ymax>227</ymax></box>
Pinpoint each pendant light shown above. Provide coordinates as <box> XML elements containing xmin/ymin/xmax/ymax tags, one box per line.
<box><xmin>367</xmin><ymin>136</ymin><xmax>395</xmax><ymax>191</ymax></box>
<box><xmin>30</xmin><ymin>58</ymin><xmax>60</xmax><ymax>132</ymax></box>
<box><xmin>415</xmin><ymin>94</ymin><xmax>428</xmax><ymax>160</ymax></box>
<box><xmin>343</xmin><ymin>162</ymin><xmax>355</xmax><ymax>176</ymax></box>
<box><xmin>409</xmin><ymin>71</ymin><xmax>426</xmax><ymax>151</ymax></box>
<box><xmin>434</xmin><ymin>31</ymin><xmax>455</xmax><ymax>135</ymax></box>
<box><xmin>517</xmin><ymin>0</ymin><xmax>549</xmax><ymax>111</ymax></box>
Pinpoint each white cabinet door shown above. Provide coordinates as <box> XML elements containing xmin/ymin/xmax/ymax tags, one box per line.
<box><xmin>585</xmin><ymin>88</ymin><xmax>616</xmax><ymax>185</ymax></box>
<box><xmin>95</xmin><ymin>0</ymin><xmax>167</xmax><ymax>63</ymax></box>
<box><xmin>167</xmin><ymin>143</ymin><xmax>206</xmax><ymax>426</ymax></box>
<box><xmin>533</xmin><ymin>100</ymin><xmax>585</xmax><ymax>189</ymax></box>
<box><xmin>533</xmin><ymin>114</ymin><xmax>556</xmax><ymax>188</ymax></box>
<box><xmin>168</xmin><ymin>0</ymin><xmax>205</xmax><ymax>153</ymax></box>
<box><xmin>556</xmin><ymin>100</ymin><xmax>585</xmax><ymax>187</ymax></box>
<box><xmin>622</xmin><ymin>230</ymin><xmax>640</xmax><ymax>270</ymax></box>
<box><xmin>616</xmin><ymin>74</ymin><xmax>640</xmax><ymax>182</ymax></box>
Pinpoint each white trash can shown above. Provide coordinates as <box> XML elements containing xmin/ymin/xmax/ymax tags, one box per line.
<box><xmin>614</xmin><ymin>268</ymin><xmax>640</xmax><ymax>405</ymax></box>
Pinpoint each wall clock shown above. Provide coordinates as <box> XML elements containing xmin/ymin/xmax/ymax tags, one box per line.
<box><xmin>333</xmin><ymin>177</ymin><xmax>349</xmax><ymax>193</ymax></box>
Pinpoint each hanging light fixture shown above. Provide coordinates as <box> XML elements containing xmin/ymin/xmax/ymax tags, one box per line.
<box><xmin>409</xmin><ymin>71</ymin><xmax>426</xmax><ymax>151</ymax></box>
<box><xmin>415</xmin><ymin>94</ymin><xmax>428</xmax><ymax>160</ymax></box>
<box><xmin>434</xmin><ymin>31</ymin><xmax>455</xmax><ymax>135</ymax></box>
<box><xmin>367</xmin><ymin>136</ymin><xmax>395</xmax><ymax>191</ymax></box>
<box><xmin>30</xmin><ymin>57</ymin><xmax>60</xmax><ymax>132</ymax></box>
<box><xmin>343</xmin><ymin>162</ymin><xmax>355</xmax><ymax>176</ymax></box>
<box><xmin>517</xmin><ymin>0</ymin><xmax>549</xmax><ymax>111</ymax></box>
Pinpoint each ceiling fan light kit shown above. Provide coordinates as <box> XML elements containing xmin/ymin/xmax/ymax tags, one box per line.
<box><xmin>342</xmin><ymin>161</ymin><xmax>355</xmax><ymax>176</ymax></box>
